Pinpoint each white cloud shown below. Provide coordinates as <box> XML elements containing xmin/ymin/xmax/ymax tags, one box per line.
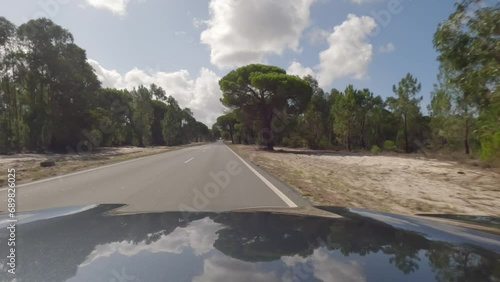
<box><xmin>193</xmin><ymin>256</ymin><xmax>279</xmax><ymax>282</ymax></box>
<box><xmin>79</xmin><ymin>218</ymin><xmax>221</xmax><ymax>268</ymax></box>
<box><xmin>193</xmin><ymin>17</ymin><xmax>207</xmax><ymax>29</ymax></box>
<box><xmin>200</xmin><ymin>0</ymin><xmax>314</xmax><ymax>68</ymax></box>
<box><xmin>287</xmin><ymin>61</ymin><xmax>315</xmax><ymax>78</ymax></box>
<box><xmin>316</xmin><ymin>14</ymin><xmax>377</xmax><ymax>88</ymax></box>
<box><xmin>88</xmin><ymin>59</ymin><xmax>225</xmax><ymax>126</ymax></box>
<box><xmin>379</xmin><ymin>42</ymin><xmax>395</xmax><ymax>53</ymax></box>
<box><xmin>306</xmin><ymin>27</ymin><xmax>330</xmax><ymax>44</ymax></box>
<box><xmin>281</xmin><ymin>248</ymin><xmax>366</xmax><ymax>282</ymax></box>
<box><xmin>86</xmin><ymin>0</ymin><xmax>130</xmax><ymax>15</ymax></box>
<box><xmin>285</xmin><ymin>14</ymin><xmax>377</xmax><ymax>88</ymax></box>
<box><xmin>88</xmin><ymin>59</ymin><xmax>123</xmax><ymax>88</ymax></box>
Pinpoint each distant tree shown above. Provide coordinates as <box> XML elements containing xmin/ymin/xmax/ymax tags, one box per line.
<box><xmin>333</xmin><ymin>85</ymin><xmax>359</xmax><ymax>151</ymax></box>
<box><xmin>301</xmin><ymin>75</ymin><xmax>330</xmax><ymax>149</ymax></box>
<box><xmin>211</xmin><ymin>123</ymin><xmax>222</xmax><ymax>141</ymax></box>
<box><xmin>217</xmin><ymin>112</ymin><xmax>238</xmax><ymax>144</ymax></box>
<box><xmin>180</xmin><ymin>108</ymin><xmax>196</xmax><ymax>144</ymax></box>
<box><xmin>162</xmin><ymin>96</ymin><xmax>183</xmax><ymax>146</ymax></box>
<box><xmin>194</xmin><ymin>121</ymin><xmax>210</xmax><ymax>142</ymax></box>
<box><xmin>387</xmin><ymin>73</ymin><xmax>422</xmax><ymax>153</ymax></box>
<box><xmin>130</xmin><ymin>85</ymin><xmax>153</xmax><ymax>147</ymax></box>
<box><xmin>219</xmin><ymin>64</ymin><xmax>312</xmax><ymax>150</ymax></box>
<box><xmin>151</xmin><ymin>100</ymin><xmax>169</xmax><ymax>145</ymax></box>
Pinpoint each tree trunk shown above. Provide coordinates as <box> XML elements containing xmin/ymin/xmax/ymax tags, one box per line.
<box><xmin>464</xmin><ymin>117</ymin><xmax>470</xmax><ymax>154</ymax></box>
<box><xmin>360</xmin><ymin>117</ymin><xmax>366</xmax><ymax>149</ymax></box>
<box><xmin>261</xmin><ymin>111</ymin><xmax>274</xmax><ymax>150</ymax></box>
<box><xmin>138</xmin><ymin>135</ymin><xmax>145</xmax><ymax>147</ymax></box>
<box><xmin>404</xmin><ymin>114</ymin><xmax>409</xmax><ymax>153</ymax></box>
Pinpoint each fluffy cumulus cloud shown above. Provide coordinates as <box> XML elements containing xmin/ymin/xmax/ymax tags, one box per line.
<box><xmin>79</xmin><ymin>218</ymin><xmax>221</xmax><ymax>267</ymax></box>
<box><xmin>286</xmin><ymin>14</ymin><xmax>377</xmax><ymax>88</ymax></box>
<box><xmin>200</xmin><ymin>0</ymin><xmax>314</xmax><ymax>68</ymax></box>
<box><xmin>86</xmin><ymin>0</ymin><xmax>130</xmax><ymax>15</ymax></box>
<box><xmin>88</xmin><ymin>59</ymin><xmax>225</xmax><ymax>126</ymax></box>
<box><xmin>287</xmin><ymin>61</ymin><xmax>315</xmax><ymax>78</ymax></box>
<box><xmin>316</xmin><ymin>14</ymin><xmax>377</xmax><ymax>88</ymax></box>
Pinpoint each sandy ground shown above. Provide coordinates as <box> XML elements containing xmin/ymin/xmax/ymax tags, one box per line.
<box><xmin>231</xmin><ymin>145</ymin><xmax>500</xmax><ymax>216</ymax></box>
<box><xmin>0</xmin><ymin>144</ymin><xmax>204</xmax><ymax>186</ymax></box>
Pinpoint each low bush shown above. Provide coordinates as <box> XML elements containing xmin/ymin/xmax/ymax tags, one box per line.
<box><xmin>371</xmin><ymin>145</ymin><xmax>381</xmax><ymax>153</ymax></box>
<box><xmin>383</xmin><ymin>140</ymin><xmax>397</xmax><ymax>150</ymax></box>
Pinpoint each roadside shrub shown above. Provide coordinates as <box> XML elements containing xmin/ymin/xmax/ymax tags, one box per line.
<box><xmin>317</xmin><ymin>136</ymin><xmax>331</xmax><ymax>150</ymax></box>
<box><xmin>383</xmin><ymin>140</ymin><xmax>397</xmax><ymax>150</ymax></box>
<box><xmin>371</xmin><ymin>145</ymin><xmax>381</xmax><ymax>153</ymax></box>
<box><xmin>282</xmin><ymin>136</ymin><xmax>307</xmax><ymax>148</ymax></box>
<box><xmin>480</xmin><ymin>131</ymin><xmax>500</xmax><ymax>162</ymax></box>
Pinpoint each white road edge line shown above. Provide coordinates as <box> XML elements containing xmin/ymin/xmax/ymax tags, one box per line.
<box><xmin>184</xmin><ymin>157</ymin><xmax>194</xmax><ymax>163</ymax></box>
<box><xmin>0</xmin><ymin>146</ymin><xmax>201</xmax><ymax>192</ymax></box>
<box><xmin>225</xmin><ymin>145</ymin><xmax>298</xmax><ymax>208</ymax></box>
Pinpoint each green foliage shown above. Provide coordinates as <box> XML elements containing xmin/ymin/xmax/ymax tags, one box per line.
<box><xmin>383</xmin><ymin>140</ymin><xmax>396</xmax><ymax>150</ymax></box>
<box><xmin>0</xmin><ymin>17</ymin><xmax>209</xmax><ymax>153</ymax></box>
<box><xmin>217</xmin><ymin>112</ymin><xmax>238</xmax><ymax>144</ymax></box>
<box><xmin>371</xmin><ymin>145</ymin><xmax>381</xmax><ymax>153</ymax></box>
<box><xmin>317</xmin><ymin>136</ymin><xmax>331</xmax><ymax>150</ymax></box>
<box><xmin>219</xmin><ymin>64</ymin><xmax>312</xmax><ymax>150</ymax></box>
<box><xmin>333</xmin><ymin>85</ymin><xmax>358</xmax><ymax>151</ymax></box>
<box><xmin>433</xmin><ymin>1</ymin><xmax>499</xmax><ymax>156</ymax></box>
<box><xmin>162</xmin><ymin>96</ymin><xmax>183</xmax><ymax>146</ymax></box>
<box><xmin>479</xmin><ymin>131</ymin><xmax>500</xmax><ymax>162</ymax></box>
<box><xmin>130</xmin><ymin>85</ymin><xmax>153</xmax><ymax>147</ymax></box>
<box><xmin>386</xmin><ymin>73</ymin><xmax>423</xmax><ymax>153</ymax></box>
<box><xmin>281</xmin><ymin>135</ymin><xmax>308</xmax><ymax>148</ymax></box>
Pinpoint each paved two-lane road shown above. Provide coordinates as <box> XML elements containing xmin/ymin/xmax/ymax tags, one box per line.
<box><xmin>0</xmin><ymin>141</ymin><xmax>307</xmax><ymax>213</ymax></box>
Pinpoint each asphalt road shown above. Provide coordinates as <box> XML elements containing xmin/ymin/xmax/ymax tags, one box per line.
<box><xmin>0</xmin><ymin>141</ymin><xmax>308</xmax><ymax>213</ymax></box>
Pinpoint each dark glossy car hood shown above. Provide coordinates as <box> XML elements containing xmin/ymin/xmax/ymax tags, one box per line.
<box><xmin>0</xmin><ymin>205</ymin><xmax>499</xmax><ymax>282</ymax></box>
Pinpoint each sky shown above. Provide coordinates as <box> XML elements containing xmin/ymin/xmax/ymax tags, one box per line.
<box><xmin>0</xmin><ymin>0</ymin><xmax>456</xmax><ymax>126</ymax></box>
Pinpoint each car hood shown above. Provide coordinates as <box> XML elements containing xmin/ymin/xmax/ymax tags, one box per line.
<box><xmin>0</xmin><ymin>205</ymin><xmax>499</xmax><ymax>282</ymax></box>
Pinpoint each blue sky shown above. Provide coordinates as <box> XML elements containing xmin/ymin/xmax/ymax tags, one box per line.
<box><xmin>1</xmin><ymin>0</ymin><xmax>456</xmax><ymax>125</ymax></box>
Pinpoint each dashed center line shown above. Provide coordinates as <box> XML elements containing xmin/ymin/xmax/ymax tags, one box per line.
<box><xmin>184</xmin><ymin>157</ymin><xmax>194</xmax><ymax>164</ymax></box>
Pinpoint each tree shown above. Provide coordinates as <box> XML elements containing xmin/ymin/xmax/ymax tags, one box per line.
<box><xmin>151</xmin><ymin>100</ymin><xmax>169</xmax><ymax>145</ymax></box>
<box><xmin>194</xmin><ymin>121</ymin><xmax>210</xmax><ymax>142</ymax></box>
<box><xmin>211</xmin><ymin>123</ymin><xmax>222</xmax><ymax>141</ymax></box>
<box><xmin>387</xmin><ymin>73</ymin><xmax>423</xmax><ymax>153</ymax></box>
<box><xmin>130</xmin><ymin>85</ymin><xmax>152</xmax><ymax>147</ymax></box>
<box><xmin>180</xmin><ymin>108</ymin><xmax>196</xmax><ymax>144</ymax></box>
<box><xmin>356</xmin><ymin>88</ymin><xmax>378</xmax><ymax>149</ymax></box>
<box><xmin>217</xmin><ymin>112</ymin><xmax>238</xmax><ymax>144</ymax></box>
<box><xmin>333</xmin><ymin>85</ymin><xmax>359</xmax><ymax>151</ymax></box>
<box><xmin>219</xmin><ymin>64</ymin><xmax>312</xmax><ymax>150</ymax></box>
<box><xmin>301</xmin><ymin>75</ymin><xmax>331</xmax><ymax>149</ymax></box>
<box><xmin>162</xmin><ymin>96</ymin><xmax>183</xmax><ymax>146</ymax></box>
<box><xmin>433</xmin><ymin>0</ymin><xmax>499</xmax><ymax>158</ymax></box>
<box><xmin>89</xmin><ymin>88</ymin><xmax>133</xmax><ymax>147</ymax></box>
<box><xmin>16</xmin><ymin>18</ymin><xmax>101</xmax><ymax>151</ymax></box>
<box><xmin>0</xmin><ymin>17</ymin><xmax>24</xmax><ymax>152</ymax></box>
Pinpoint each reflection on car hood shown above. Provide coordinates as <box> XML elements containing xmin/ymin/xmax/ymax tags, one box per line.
<box><xmin>0</xmin><ymin>205</ymin><xmax>499</xmax><ymax>282</ymax></box>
